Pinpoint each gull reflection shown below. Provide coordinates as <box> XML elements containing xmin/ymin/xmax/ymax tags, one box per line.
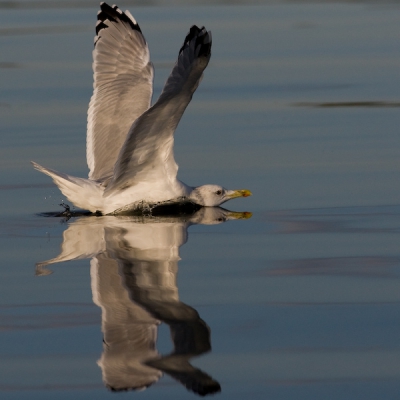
<box><xmin>36</xmin><ymin>207</ymin><xmax>251</xmax><ymax>395</ymax></box>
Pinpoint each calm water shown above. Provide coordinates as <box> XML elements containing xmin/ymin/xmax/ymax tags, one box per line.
<box><xmin>1</xmin><ymin>1</ymin><xmax>400</xmax><ymax>399</ymax></box>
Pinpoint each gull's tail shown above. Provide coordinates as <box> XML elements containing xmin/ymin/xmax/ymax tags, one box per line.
<box><xmin>31</xmin><ymin>161</ymin><xmax>103</xmax><ymax>212</ymax></box>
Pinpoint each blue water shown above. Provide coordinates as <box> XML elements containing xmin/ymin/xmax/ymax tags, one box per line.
<box><xmin>1</xmin><ymin>1</ymin><xmax>400</xmax><ymax>399</ymax></box>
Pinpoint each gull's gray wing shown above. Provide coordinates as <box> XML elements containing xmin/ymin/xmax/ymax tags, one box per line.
<box><xmin>104</xmin><ymin>26</ymin><xmax>212</xmax><ymax>194</ymax></box>
<box><xmin>87</xmin><ymin>3</ymin><xmax>154</xmax><ymax>181</ymax></box>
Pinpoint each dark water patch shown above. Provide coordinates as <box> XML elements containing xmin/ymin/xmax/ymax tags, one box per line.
<box><xmin>264</xmin><ymin>205</ymin><xmax>400</xmax><ymax>234</ymax></box>
<box><xmin>0</xmin><ymin>0</ymin><xmax>113</xmax><ymax>9</ymax></box>
<box><xmin>0</xmin><ymin>0</ymin><xmax>395</xmax><ymax>9</ymax></box>
<box><xmin>263</xmin><ymin>376</ymin><xmax>400</xmax><ymax>386</ymax></box>
<box><xmin>0</xmin><ymin>303</ymin><xmax>99</xmax><ymax>331</ymax></box>
<box><xmin>0</xmin><ymin>383</ymin><xmax>103</xmax><ymax>391</ymax></box>
<box><xmin>0</xmin><ymin>25</ymin><xmax>89</xmax><ymax>36</ymax></box>
<box><xmin>0</xmin><ymin>0</ymin><xmax>162</xmax><ymax>9</ymax></box>
<box><xmin>0</xmin><ymin>62</ymin><xmax>20</xmax><ymax>69</ymax></box>
<box><xmin>294</xmin><ymin>101</ymin><xmax>400</xmax><ymax>108</ymax></box>
<box><xmin>264</xmin><ymin>256</ymin><xmax>400</xmax><ymax>278</ymax></box>
<box><xmin>267</xmin><ymin>205</ymin><xmax>400</xmax><ymax>219</ymax></box>
<box><xmin>0</xmin><ymin>183</ymin><xmax>55</xmax><ymax>190</ymax></box>
<box><xmin>257</xmin><ymin>301</ymin><xmax>400</xmax><ymax>306</ymax></box>
<box><xmin>0</xmin><ymin>302</ymin><xmax>94</xmax><ymax>308</ymax></box>
<box><xmin>201</xmin><ymin>83</ymin><xmax>353</xmax><ymax>98</ymax></box>
<box><xmin>263</xmin><ymin>346</ymin><xmax>394</xmax><ymax>354</ymax></box>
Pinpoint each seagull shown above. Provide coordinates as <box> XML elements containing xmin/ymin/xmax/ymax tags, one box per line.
<box><xmin>32</xmin><ymin>2</ymin><xmax>251</xmax><ymax>215</ymax></box>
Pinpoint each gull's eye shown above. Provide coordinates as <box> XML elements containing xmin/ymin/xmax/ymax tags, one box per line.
<box><xmin>215</xmin><ymin>190</ymin><xmax>222</xmax><ymax>195</ymax></box>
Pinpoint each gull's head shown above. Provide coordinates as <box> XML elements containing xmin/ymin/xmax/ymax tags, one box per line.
<box><xmin>189</xmin><ymin>184</ymin><xmax>252</xmax><ymax>207</ymax></box>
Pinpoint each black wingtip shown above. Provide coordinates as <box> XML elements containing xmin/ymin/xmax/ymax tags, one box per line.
<box><xmin>179</xmin><ymin>25</ymin><xmax>212</xmax><ymax>58</ymax></box>
<box><xmin>95</xmin><ymin>2</ymin><xmax>142</xmax><ymax>37</ymax></box>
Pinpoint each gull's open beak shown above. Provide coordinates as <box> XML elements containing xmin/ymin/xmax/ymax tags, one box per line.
<box><xmin>226</xmin><ymin>189</ymin><xmax>252</xmax><ymax>200</ymax></box>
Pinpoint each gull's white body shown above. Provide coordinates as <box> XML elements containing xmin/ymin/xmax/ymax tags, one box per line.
<box><xmin>32</xmin><ymin>3</ymin><xmax>250</xmax><ymax>214</ymax></box>
<box><xmin>32</xmin><ymin>162</ymin><xmax>191</xmax><ymax>214</ymax></box>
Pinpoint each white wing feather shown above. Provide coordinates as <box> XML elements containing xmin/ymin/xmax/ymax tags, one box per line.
<box><xmin>105</xmin><ymin>26</ymin><xmax>212</xmax><ymax>194</ymax></box>
<box><xmin>87</xmin><ymin>3</ymin><xmax>154</xmax><ymax>181</ymax></box>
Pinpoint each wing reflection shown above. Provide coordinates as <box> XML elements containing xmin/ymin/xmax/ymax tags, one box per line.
<box><xmin>36</xmin><ymin>207</ymin><xmax>251</xmax><ymax>395</ymax></box>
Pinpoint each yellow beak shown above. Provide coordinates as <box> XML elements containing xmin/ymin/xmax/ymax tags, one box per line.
<box><xmin>226</xmin><ymin>189</ymin><xmax>252</xmax><ymax>199</ymax></box>
<box><xmin>226</xmin><ymin>211</ymin><xmax>253</xmax><ymax>220</ymax></box>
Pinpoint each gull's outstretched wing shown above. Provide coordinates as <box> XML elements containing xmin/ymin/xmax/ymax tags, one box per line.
<box><xmin>104</xmin><ymin>26</ymin><xmax>212</xmax><ymax>194</ymax></box>
<box><xmin>87</xmin><ymin>2</ymin><xmax>154</xmax><ymax>181</ymax></box>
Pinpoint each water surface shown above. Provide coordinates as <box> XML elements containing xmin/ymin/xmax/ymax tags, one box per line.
<box><xmin>1</xmin><ymin>1</ymin><xmax>400</xmax><ymax>399</ymax></box>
